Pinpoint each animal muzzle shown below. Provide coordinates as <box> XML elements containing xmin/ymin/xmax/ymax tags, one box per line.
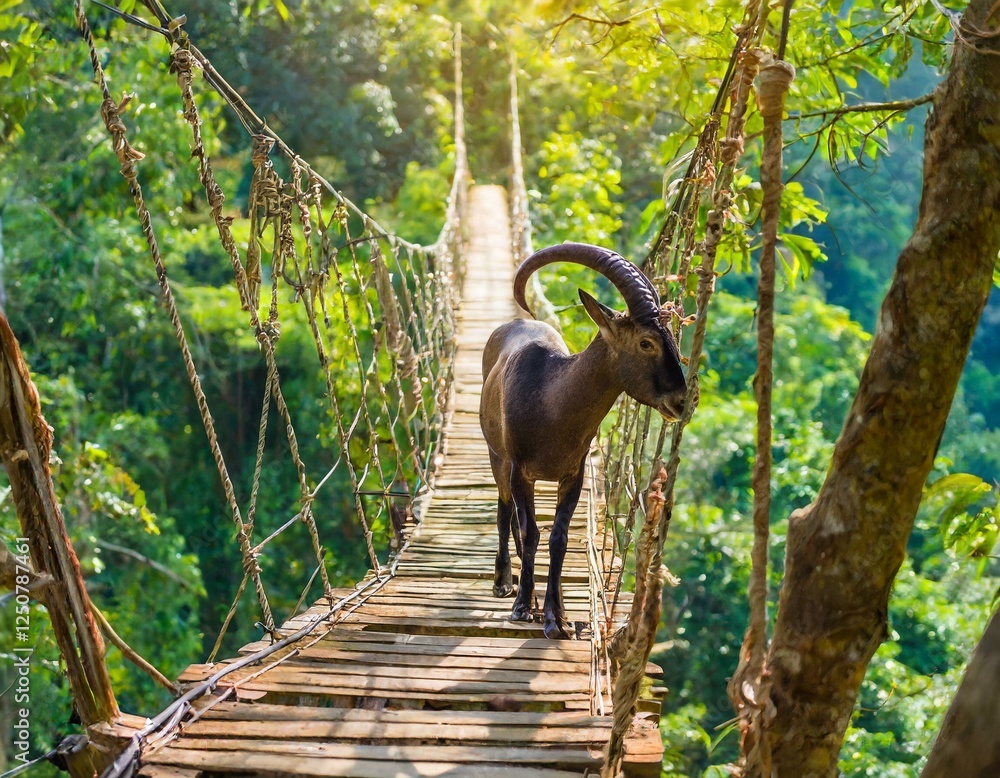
<box><xmin>657</xmin><ymin>389</ymin><xmax>689</xmax><ymax>422</ymax></box>
<box><xmin>657</xmin><ymin>405</ymin><xmax>682</xmax><ymax>423</ymax></box>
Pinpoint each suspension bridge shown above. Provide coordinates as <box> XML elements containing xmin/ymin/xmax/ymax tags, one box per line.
<box><xmin>88</xmin><ymin>184</ymin><xmax>657</xmax><ymax>778</ymax></box>
<box><xmin>0</xmin><ymin>0</ymin><xmax>770</xmax><ymax>774</ymax></box>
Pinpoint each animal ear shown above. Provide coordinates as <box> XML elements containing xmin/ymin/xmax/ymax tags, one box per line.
<box><xmin>579</xmin><ymin>289</ymin><xmax>619</xmax><ymax>340</ymax></box>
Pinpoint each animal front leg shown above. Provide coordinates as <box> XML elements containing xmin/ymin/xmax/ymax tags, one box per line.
<box><xmin>509</xmin><ymin>468</ymin><xmax>539</xmax><ymax>622</ymax></box>
<box><xmin>493</xmin><ymin>498</ymin><xmax>515</xmax><ymax>597</ymax></box>
<box><xmin>543</xmin><ymin>456</ymin><xmax>586</xmax><ymax>640</ymax></box>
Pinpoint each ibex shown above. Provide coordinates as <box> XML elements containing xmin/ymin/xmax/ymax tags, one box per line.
<box><xmin>480</xmin><ymin>243</ymin><xmax>688</xmax><ymax>639</ymax></box>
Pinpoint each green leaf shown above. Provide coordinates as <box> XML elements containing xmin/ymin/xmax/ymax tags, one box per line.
<box><xmin>638</xmin><ymin>198</ymin><xmax>665</xmax><ymax>236</ymax></box>
<box><xmin>780</xmin><ymin>232</ymin><xmax>825</xmax><ymax>281</ymax></box>
<box><xmin>925</xmin><ymin>472</ymin><xmax>990</xmax><ymax>501</ymax></box>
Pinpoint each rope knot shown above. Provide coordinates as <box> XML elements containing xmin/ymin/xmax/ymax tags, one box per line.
<box><xmin>695</xmin><ymin>261</ymin><xmax>717</xmax><ymax>283</ymax></box>
<box><xmin>756</xmin><ymin>58</ymin><xmax>796</xmax><ymax>120</ymax></box>
<box><xmin>659</xmin><ymin>301</ymin><xmax>696</xmax><ymax>328</ymax></box>
<box><xmin>100</xmin><ymin>94</ymin><xmax>146</xmax><ymax>173</ymax></box>
<box><xmin>333</xmin><ymin>202</ymin><xmax>349</xmax><ymax>229</ymax></box>
<box><xmin>99</xmin><ymin>96</ymin><xmax>127</xmax><ymax>136</ymax></box>
<box><xmin>251</xmin><ymin>135</ymin><xmax>276</xmax><ymax>167</ymax></box>
<box><xmin>241</xmin><ymin>550</ymin><xmax>262</xmax><ymax>577</ymax></box>
<box><xmin>279</xmin><ymin>218</ymin><xmax>296</xmax><ymax>258</ymax></box>
<box><xmin>257</xmin><ymin>321</ymin><xmax>281</xmax><ymax>346</ymax></box>
<box><xmin>719</xmin><ymin>136</ymin><xmax>744</xmax><ymax>168</ymax></box>
<box><xmin>731</xmin><ymin>47</ymin><xmax>764</xmax><ymax>107</ymax></box>
<box><xmin>205</xmin><ymin>180</ymin><xmax>226</xmax><ymax>211</ymax></box>
<box><xmin>170</xmin><ymin>48</ymin><xmax>196</xmax><ymax>77</ymax></box>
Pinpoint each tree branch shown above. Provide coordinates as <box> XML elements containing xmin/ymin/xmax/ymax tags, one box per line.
<box><xmin>96</xmin><ymin>539</ymin><xmax>193</xmax><ymax>590</ymax></box>
<box><xmin>547</xmin><ymin>7</ymin><xmax>658</xmax><ymax>47</ymax></box>
<box><xmin>88</xmin><ymin>601</ymin><xmax>179</xmax><ymax>694</ymax></box>
<box><xmin>789</xmin><ymin>93</ymin><xmax>934</xmax><ymax>121</ymax></box>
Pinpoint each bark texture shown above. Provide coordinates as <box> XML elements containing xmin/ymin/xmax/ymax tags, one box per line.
<box><xmin>758</xmin><ymin>1</ymin><xmax>1000</xmax><ymax>773</ymax></box>
<box><xmin>921</xmin><ymin>609</ymin><xmax>1000</xmax><ymax>776</ymax></box>
<box><xmin>0</xmin><ymin>312</ymin><xmax>118</xmax><ymax>725</ymax></box>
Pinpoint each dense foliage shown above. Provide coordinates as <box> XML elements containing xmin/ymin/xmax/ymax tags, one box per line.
<box><xmin>0</xmin><ymin>0</ymin><xmax>997</xmax><ymax>774</ymax></box>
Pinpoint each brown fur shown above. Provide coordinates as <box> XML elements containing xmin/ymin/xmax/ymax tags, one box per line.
<box><xmin>480</xmin><ymin>291</ymin><xmax>686</xmax><ymax>639</ymax></box>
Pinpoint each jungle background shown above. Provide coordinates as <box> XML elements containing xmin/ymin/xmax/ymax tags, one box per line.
<box><xmin>1</xmin><ymin>0</ymin><xmax>998</xmax><ymax>775</ymax></box>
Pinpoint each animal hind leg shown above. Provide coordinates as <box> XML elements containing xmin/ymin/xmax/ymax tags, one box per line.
<box><xmin>509</xmin><ymin>467</ymin><xmax>539</xmax><ymax>622</ymax></box>
<box><xmin>488</xmin><ymin>450</ymin><xmax>516</xmax><ymax>597</ymax></box>
<box><xmin>543</xmin><ymin>455</ymin><xmax>587</xmax><ymax>640</ymax></box>
<box><xmin>493</xmin><ymin>497</ymin><xmax>515</xmax><ymax>597</ymax></box>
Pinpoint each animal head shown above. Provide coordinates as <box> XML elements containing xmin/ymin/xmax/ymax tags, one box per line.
<box><xmin>513</xmin><ymin>243</ymin><xmax>688</xmax><ymax>421</ymax></box>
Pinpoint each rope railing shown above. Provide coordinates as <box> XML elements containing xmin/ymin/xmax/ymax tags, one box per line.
<box><xmin>503</xmin><ymin>14</ymin><xmax>780</xmax><ymax>773</ymax></box>
<box><xmin>508</xmin><ymin>52</ymin><xmax>560</xmax><ymax>331</ymax></box>
<box><xmin>74</xmin><ymin>0</ymin><xmax>468</xmax><ymax>707</ymax></box>
<box><xmin>725</xmin><ymin>53</ymin><xmax>795</xmax><ymax>777</ymax></box>
<box><xmin>599</xmin><ymin>0</ymin><xmax>777</xmax><ymax>767</ymax></box>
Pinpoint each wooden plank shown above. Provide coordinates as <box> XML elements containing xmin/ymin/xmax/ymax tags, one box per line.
<box><xmin>200</xmin><ymin>703</ymin><xmax>609</xmax><ymax>728</ymax></box>
<box><xmin>182</xmin><ymin>658</ymin><xmax>591</xmax><ymax>687</ymax></box>
<box><xmin>332</xmin><ymin>617</ymin><xmax>556</xmax><ymax>638</ymax></box>
<box><xmin>158</xmin><ymin>740</ymin><xmax>602</xmax><ymax>768</ymax></box>
<box><xmin>308</xmin><ymin>639</ymin><xmax>585</xmax><ymax>662</ymax></box>
<box><xmin>320</xmin><ymin>603</ymin><xmax>591</xmax><ymax>623</ymax></box>
<box><xmin>236</xmin><ymin>645</ymin><xmax>591</xmax><ymax>672</ymax></box>
<box><xmin>374</xmin><ymin>579</ymin><xmax>611</xmax><ymax>597</ymax></box>
<box><xmin>188</xmin><ymin>680</ymin><xmax>589</xmax><ymax>706</ymax></box>
<box><xmin>355</xmin><ymin>589</ymin><xmax>595</xmax><ymax>605</ymax></box>
<box><xmin>136</xmin><ymin>767</ymin><xmax>201</xmax><ymax>778</ymax></box>
<box><xmin>308</xmin><ymin>629</ymin><xmax>592</xmax><ymax>653</ymax></box>
<box><xmin>180</xmin><ymin>665</ymin><xmax>589</xmax><ymax>694</ymax></box>
<box><xmin>394</xmin><ymin>564</ymin><xmax>590</xmax><ymax>581</ymax></box>
<box><xmin>184</xmin><ymin>719</ymin><xmax>611</xmax><ymax>744</ymax></box>
<box><xmin>144</xmin><ymin>749</ymin><xmax>585</xmax><ymax>778</ymax></box>
<box><xmin>204</xmin><ymin>701</ymin><xmax>611</xmax><ymax>729</ymax></box>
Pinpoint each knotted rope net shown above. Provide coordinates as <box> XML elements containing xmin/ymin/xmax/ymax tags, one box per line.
<box><xmin>595</xmin><ymin>0</ymin><xmax>795</xmax><ymax>771</ymax></box>
<box><xmin>75</xmin><ymin>0</ymin><xmax>468</xmax><ymax>672</ymax></box>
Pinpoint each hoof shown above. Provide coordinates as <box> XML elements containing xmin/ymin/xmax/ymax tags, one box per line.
<box><xmin>543</xmin><ymin>619</ymin><xmax>571</xmax><ymax>640</ymax></box>
<box><xmin>510</xmin><ymin>602</ymin><xmax>533</xmax><ymax>622</ymax></box>
<box><xmin>493</xmin><ymin>582</ymin><xmax>514</xmax><ymax>598</ymax></box>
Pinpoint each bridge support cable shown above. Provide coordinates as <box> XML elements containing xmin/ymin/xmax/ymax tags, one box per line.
<box><xmin>75</xmin><ymin>0</ymin><xmax>279</xmax><ymax>643</ymax></box>
<box><xmin>725</xmin><ymin>53</ymin><xmax>795</xmax><ymax>777</ymax></box>
<box><xmin>508</xmin><ymin>52</ymin><xmax>560</xmax><ymax>332</ymax></box>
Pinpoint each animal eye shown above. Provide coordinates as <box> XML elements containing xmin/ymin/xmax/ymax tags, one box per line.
<box><xmin>640</xmin><ymin>339</ymin><xmax>655</xmax><ymax>351</ymax></box>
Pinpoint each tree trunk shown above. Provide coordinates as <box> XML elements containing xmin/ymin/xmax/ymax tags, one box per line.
<box><xmin>755</xmin><ymin>1</ymin><xmax>1000</xmax><ymax>773</ymax></box>
<box><xmin>0</xmin><ymin>312</ymin><xmax>119</xmax><ymax>725</ymax></box>
<box><xmin>0</xmin><ymin>206</ymin><xmax>7</xmax><ymax>313</ymax></box>
<box><xmin>920</xmin><ymin>608</ymin><xmax>1000</xmax><ymax>776</ymax></box>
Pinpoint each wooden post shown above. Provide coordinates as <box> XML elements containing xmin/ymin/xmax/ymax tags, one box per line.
<box><xmin>0</xmin><ymin>312</ymin><xmax>119</xmax><ymax>735</ymax></box>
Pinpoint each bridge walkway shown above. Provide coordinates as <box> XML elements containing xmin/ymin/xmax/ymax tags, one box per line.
<box><xmin>133</xmin><ymin>185</ymin><xmax>658</xmax><ymax>778</ymax></box>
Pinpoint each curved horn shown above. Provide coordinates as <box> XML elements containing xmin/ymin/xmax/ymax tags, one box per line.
<box><xmin>513</xmin><ymin>243</ymin><xmax>660</xmax><ymax>324</ymax></box>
